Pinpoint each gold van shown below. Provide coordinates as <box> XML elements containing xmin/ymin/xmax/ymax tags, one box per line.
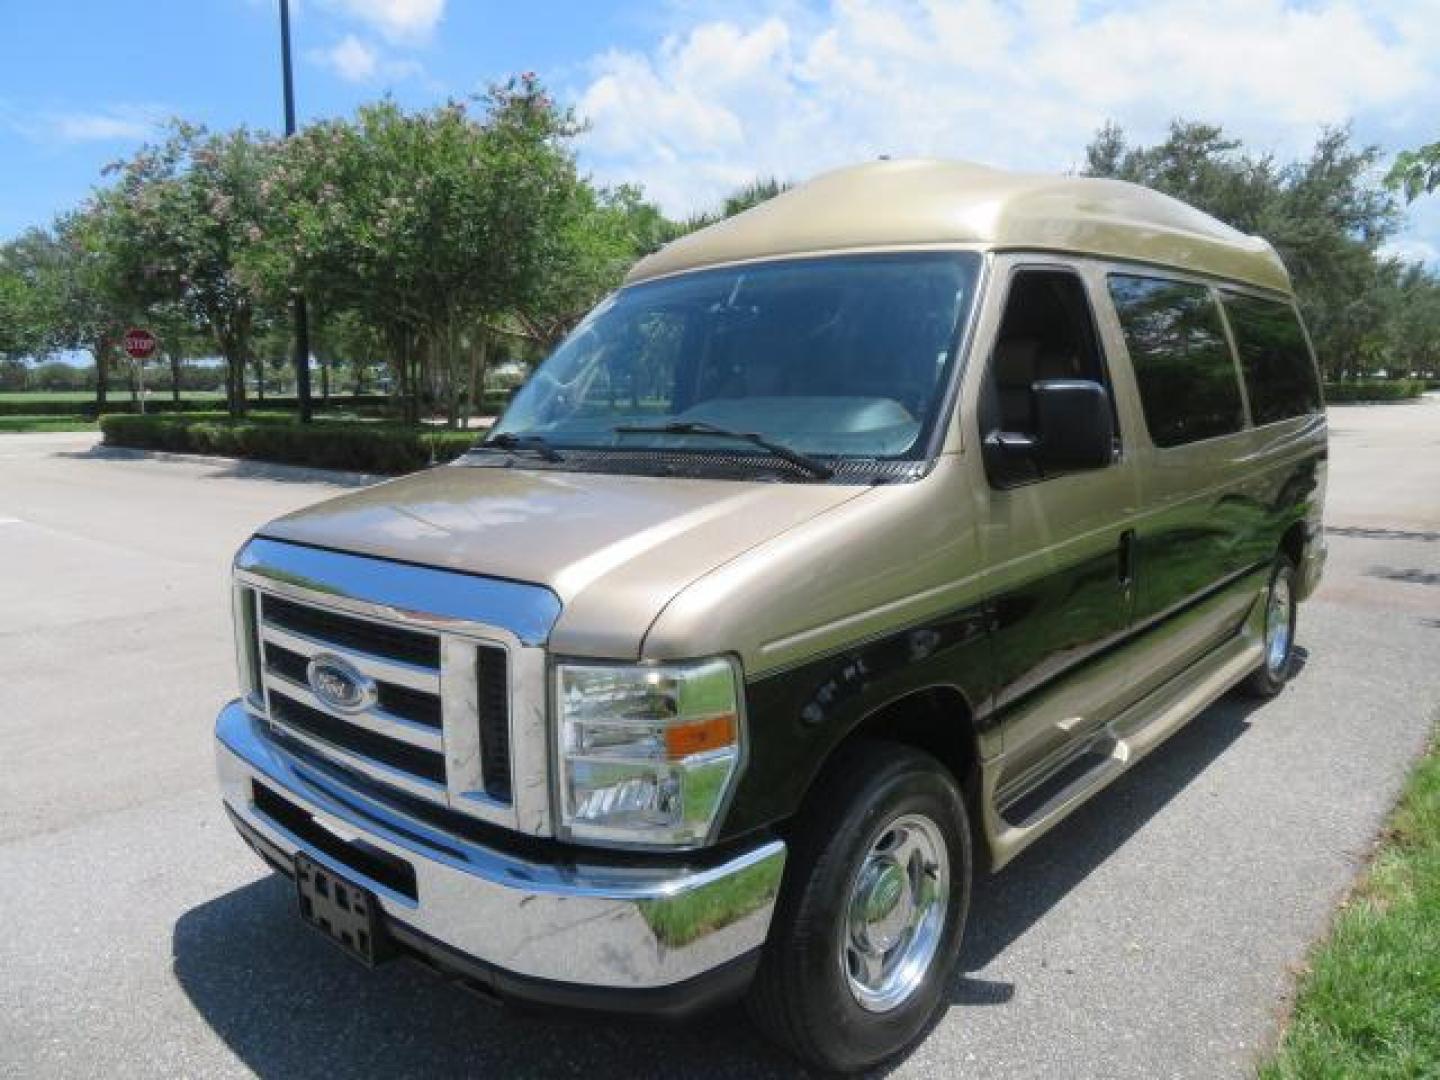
<box><xmin>216</xmin><ymin>160</ymin><xmax>1327</xmax><ymax>1071</ymax></box>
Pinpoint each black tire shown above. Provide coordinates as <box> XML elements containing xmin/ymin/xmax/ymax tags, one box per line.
<box><xmin>745</xmin><ymin>741</ymin><xmax>971</xmax><ymax>1073</ymax></box>
<box><xmin>1241</xmin><ymin>553</ymin><xmax>1299</xmax><ymax>698</ymax></box>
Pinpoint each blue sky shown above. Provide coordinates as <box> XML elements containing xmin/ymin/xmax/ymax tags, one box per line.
<box><xmin>3</xmin><ymin>0</ymin><xmax>1439</xmax><ymax>265</ymax></box>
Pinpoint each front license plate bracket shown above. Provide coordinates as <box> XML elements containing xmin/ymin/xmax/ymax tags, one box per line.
<box><xmin>294</xmin><ymin>852</ymin><xmax>393</xmax><ymax>966</ymax></box>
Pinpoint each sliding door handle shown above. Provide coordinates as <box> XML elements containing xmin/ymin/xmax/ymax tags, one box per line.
<box><xmin>1118</xmin><ymin>529</ymin><xmax>1136</xmax><ymax>587</ymax></box>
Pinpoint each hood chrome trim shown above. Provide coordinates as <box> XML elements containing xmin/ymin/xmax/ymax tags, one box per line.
<box><xmin>239</xmin><ymin>536</ymin><xmax>562</xmax><ymax>646</ymax></box>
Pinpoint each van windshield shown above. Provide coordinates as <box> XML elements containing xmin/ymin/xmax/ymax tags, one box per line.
<box><xmin>488</xmin><ymin>252</ymin><xmax>980</xmax><ymax>472</ymax></box>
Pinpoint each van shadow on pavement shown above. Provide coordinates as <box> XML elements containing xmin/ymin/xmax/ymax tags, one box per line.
<box><xmin>172</xmin><ymin>877</ymin><xmax>797</xmax><ymax>1078</ymax></box>
<box><xmin>172</xmin><ymin>683</ymin><xmax>1280</xmax><ymax>1079</ymax></box>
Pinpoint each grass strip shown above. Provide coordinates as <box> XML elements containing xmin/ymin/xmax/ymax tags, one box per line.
<box><xmin>1261</xmin><ymin>725</ymin><xmax>1440</xmax><ymax>1078</ymax></box>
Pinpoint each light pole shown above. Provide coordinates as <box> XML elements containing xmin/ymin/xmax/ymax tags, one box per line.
<box><xmin>279</xmin><ymin>0</ymin><xmax>313</xmax><ymax>422</ymax></box>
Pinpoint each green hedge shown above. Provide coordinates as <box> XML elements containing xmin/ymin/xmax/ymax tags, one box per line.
<box><xmin>0</xmin><ymin>391</ymin><xmax>512</xmax><ymax>419</ymax></box>
<box><xmin>100</xmin><ymin>413</ymin><xmax>479</xmax><ymax>474</ymax></box>
<box><xmin>0</xmin><ymin>394</ymin><xmax>394</xmax><ymax>418</ymax></box>
<box><xmin>1323</xmin><ymin>379</ymin><xmax>1426</xmax><ymax>403</ymax></box>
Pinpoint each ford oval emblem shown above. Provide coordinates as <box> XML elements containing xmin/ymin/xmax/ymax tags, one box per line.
<box><xmin>306</xmin><ymin>654</ymin><xmax>377</xmax><ymax>714</ymax></box>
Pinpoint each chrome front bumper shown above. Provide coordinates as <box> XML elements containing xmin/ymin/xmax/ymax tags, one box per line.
<box><xmin>215</xmin><ymin>701</ymin><xmax>785</xmax><ymax>999</ymax></box>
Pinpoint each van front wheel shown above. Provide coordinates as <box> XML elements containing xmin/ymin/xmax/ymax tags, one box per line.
<box><xmin>1242</xmin><ymin>553</ymin><xmax>1299</xmax><ymax>697</ymax></box>
<box><xmin>746</xmin><ymin>742</ymin><xmax>971</xmax><ymax>1073</ymax></box>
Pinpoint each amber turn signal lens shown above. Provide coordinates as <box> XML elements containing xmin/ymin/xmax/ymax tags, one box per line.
<box><xmin>664</xmin><ymin>713</ymin><xmax>737</xmax><ymax>759</ymax></box>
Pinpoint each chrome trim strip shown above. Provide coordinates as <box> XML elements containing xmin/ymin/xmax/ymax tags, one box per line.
<box><xmin>231</xmin><ymin>584</ymin><xmax>262</xmax><ymax>700</ymax></box>
<box><xmin>263</xmin><ymin>713</ymin><xmax>449</xmax><ymax>802</ymax></box>
<box><xmin>260</xmin><ymin>620</ymin><xmax>441</xmax><ymax>693</ymax></box>
<box><xmin>238</xmin><ymin>536</ymin><xmax>562</xmax><ymax>646</ymax></box>
<box><xmin>505</xmin><ymin>645</ymin><xmax>551</xmax><ymax>835</ymax></box>
<box><xmin>440</xmin><ymin>635</ymin><xmax>484</xmax><ymax>801</ymax></box>
<box><xmin>217</xmin><ymin>701</ymin><xmax>784</xmax><ymax>988</ymax></box>
<box><xmin>264</xmin><ymin>674</ymin><xmax>444</xmax><ymax>751</ymax></box>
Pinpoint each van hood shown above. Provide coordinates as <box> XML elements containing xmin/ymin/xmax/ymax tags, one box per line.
<box><xmin>257</xmin><ymin>463</ymin><xmax>868</xmax><ymax>658</ymax></box>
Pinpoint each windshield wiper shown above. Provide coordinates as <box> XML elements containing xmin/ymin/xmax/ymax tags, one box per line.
<box><xmin>613</xmin><ymin>420</ymin><xmax>834</xmax><ymax>480</ymax></box>
<box><xmin>479</xmin><ymin>431</ymin><xmax>564</xmax><ymax>462</ymax></box>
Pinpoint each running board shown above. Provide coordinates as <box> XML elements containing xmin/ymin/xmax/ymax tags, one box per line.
<box><xmin>989</xmin><ymin>633</ymin><xmax>1264</xmax><ymax>865</ymax></box>
<box><xmin>998</xmin><ymin>744</ymin><xmax>1125</xmax><ymax>828</ymax></box>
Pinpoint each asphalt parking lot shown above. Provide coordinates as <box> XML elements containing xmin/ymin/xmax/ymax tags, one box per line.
<box><xmin>2</xmin><ymin>398</ymin><xmax>1438</xmax><ymax>1079</ymax></box>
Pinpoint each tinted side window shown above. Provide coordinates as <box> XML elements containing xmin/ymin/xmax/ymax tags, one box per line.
<box><xmin>985</xmin><ymin>268</ymin><xmax>1112</xmax><ymax>438</ymax></box>
<box><xmin>1222</xmin><ymin>294</ymin><xmax>1320</xmax><ymax>424</ymax></box>
<box><xmin>1108</xmin><ymin>274</ymin><xmax>1245</xmax><ymax>447</ymax></box>
<box><xmin>981</xmin><ymin>267</ymin><xmax>1116</xmax><ymax>486</ymax></box>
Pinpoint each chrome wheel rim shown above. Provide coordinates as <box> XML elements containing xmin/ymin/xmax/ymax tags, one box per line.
<box><xmin>1265</xmin><ymin>573</ymin><xmax>1293</xmax><ymax>674</ymax></box>
<box><xmin>842</xmin><ymin>813</ymin><xmax>949</xmax><ymax>1013</ymax></box>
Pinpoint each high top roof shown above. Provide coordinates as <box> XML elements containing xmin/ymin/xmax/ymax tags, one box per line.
<box><xmin>626</xmin><ymin>159</ymin><xmax>1291</xmax><ymax>293</ymax></box>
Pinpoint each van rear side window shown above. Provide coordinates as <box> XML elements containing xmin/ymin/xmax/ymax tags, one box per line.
<box><xmin>1107</xmin><ymin>274</ymin><xmax>1245</xmax><ymax>448</ymax></box>
<box><xmin>1221</xmin><ymin>294</ymin><xmax>1321</xmax><ymax>424</ymax></box>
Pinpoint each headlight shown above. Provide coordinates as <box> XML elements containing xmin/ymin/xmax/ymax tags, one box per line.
<box><xmin>555</xmin><ymin>657</ymin><xmax>743</xmax><ymax>848</ymax></box>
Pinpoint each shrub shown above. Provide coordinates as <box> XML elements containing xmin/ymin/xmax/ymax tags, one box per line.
<box><xmin>100</xmin><ymin>413</ymin><xmax>480</xmax><ymax>474</ymax></box>
<box><xmin>0</xmin><ymin>394</ymin><xmax>396</xmax><ymax>418</ymax></box>
<box><xmin>1322</xmin><ymin>379</ymin><xmax>1426</xmax><ymax>403</ymax></box>
<box><xmin>0</xmin><ymin>390</ymin><xmax>512</xmax><ymax>419</ymax></box>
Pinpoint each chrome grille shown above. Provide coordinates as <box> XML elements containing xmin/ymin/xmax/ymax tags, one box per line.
<box><xmin>239</xmin><ymin>584</ymin><xmax>514</xmax><ymax>814</ymax></box>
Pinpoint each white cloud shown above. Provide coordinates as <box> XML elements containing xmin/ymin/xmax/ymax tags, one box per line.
<box><xmin>313</xmin><ymin>34</ymin><xmax>379</xmax><ymax>81</ymax></box>
<box><xmin>575</xmin><ymin>0</ymin><xmax>1440</xmax><ymax>219</ymax></box>
<box><xmin>321</xmin><ymin>0</ymin><xmax>444</xmax><ymax>43</ymax></box>
<box><xmin>309</xmin><ymin>34</ymin><xmax>424</xmax><ymax>84</ymax></box>
<box><xmin>54</xmin><ymin>113</ymin><xmax>155</xmax><ymax>141</ymax></box>
<box><xmin>0</xmin><ymin>102</ymin><xmax>166</xmax><ymax>144</ymax></box>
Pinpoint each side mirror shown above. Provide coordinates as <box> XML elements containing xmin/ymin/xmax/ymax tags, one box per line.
<box><xmin>1031</xmin><ymin>379</ymin><xmax>1115</xmax><ymax>470</ymax></box>
<box><xmin>984</xmin><ymin>379</ymin><xmax>1115</xmax><ymax>480</ymax></box>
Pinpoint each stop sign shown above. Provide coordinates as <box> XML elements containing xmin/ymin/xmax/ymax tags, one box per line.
<box><xmin>123</xmin><ymin>328</ymin><xmax>157</xmax><ymax>360</ymax></box>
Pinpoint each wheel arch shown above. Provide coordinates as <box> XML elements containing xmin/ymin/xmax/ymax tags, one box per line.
<box><xmin>793</xmin><ymin>683</ymin><xmax>990</xmax><ymax>867</ymax></box>
<box><xmin>1279</xmin><ymin>519</ymin><xmax>1306</xmax><ymax>567</ymax></box>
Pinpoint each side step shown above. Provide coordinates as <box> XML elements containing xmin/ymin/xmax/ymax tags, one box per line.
<box><xmin>999</xmin><ymin>743</ymin><xmax>1126</xmax><ymax>829</ymax></box>
<box><xmin>989</xmin><ymin>632</ymin><xmax>1264</xmax><ymax>865</ymax></box>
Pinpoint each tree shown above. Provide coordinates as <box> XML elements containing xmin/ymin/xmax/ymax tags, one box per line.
<box><xmin>509</xmin><ymin>183</ymin><xmax>672</xmax><ymax>350</ymax></box>
<box><xmin>1387</xmin><ymin>141</ymin><xmax>1440</xmax><ymax>203</ymax></box>
<box><xmin>263</xmin><ymin>77</ymin><xmax>593</xmax><ymax>427</ymax></box>
<box><xmin>1374</xmin><ymin>260</ymin><xmax>1440</xmax><ymax>377</ymax></box>
<box><xmin>674</xmin><ymin>176</ymin><xmax>791</xmax><ymax>235</ymax></box>
<box><xmin>313</xmin><ymin>309</ymin><xmax>385</xmax><ymax>396</ymax></box>
<box><xmin>145</xmin><ymin>304</ymin><xmax>208</xmax><ymax>402</ymax></box>
<box><xmin>100</xmin><ymin>123</ymin><xmax>279</xmax><ymax>416</ymax></box>
<box><xmin>0</xmin><ymin>235</ymin><xmax>50</xmax><ymax>363</ymax></box>
<box><xmin>49</xmin><ymin>211</ymin><xmax>133</xmax><ymax>406</ymax></box>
